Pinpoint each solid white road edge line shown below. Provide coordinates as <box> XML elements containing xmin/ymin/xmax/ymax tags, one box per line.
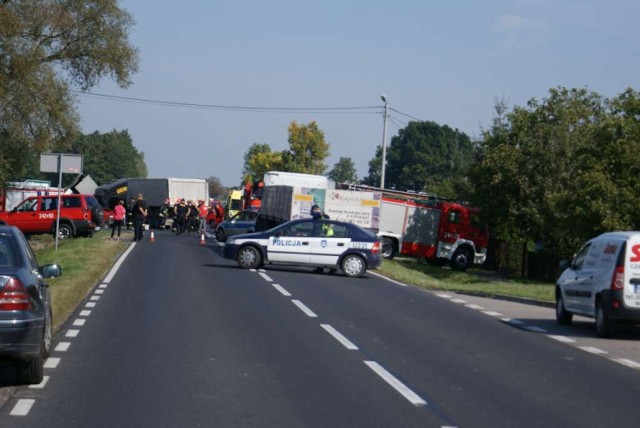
<box><xmin>368</xmin><ymin>271</ymin><xmax>408</xmax><ymax>286</ymax></box>
<box><xmin>320</xmin><ymin>324</ymin><xmax>359</xmax><ymax>350</ymax></box>
<box><xmin>258</xmin><ymin>272</ymin><xmax>274</xmax><ymax>282</ymax></box>
<box><xmin>364</xmin><ymin>361</ymin><xmax>427</xmax><ymax>407</ymax></box>
<box><xmin>103</xmin><ymin>242</ymin><xmax>136</xmax><ymax>283</ymax></box>
<box><xmin>292</xmin><ymin>300</ymin><xmax>317</xmax><ymax>318</ymax></box>
<box><xmin>10</xmin><ymin>399</ymin><xmax>35</xmax><ymax>416</ymax></box>
<box><xmin>29</xmin><ymin>376</ymin><xmax>49</xmax><ymax>389</ymax></box>
<box><xmin>272</xmin><ymin>283</ymin><xmax>292</xmax><ymax>297</ymax></box>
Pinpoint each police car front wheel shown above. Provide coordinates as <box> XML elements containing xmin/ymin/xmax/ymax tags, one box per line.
<box><xmin>237</xmin><ymin>246</ymin><xmax>262</xmax><ymax>269</ymax></box>
<box><xmin>341</xmin><ymin>254</ymin><xmax>366</xmax><ymax>277</ymax></box>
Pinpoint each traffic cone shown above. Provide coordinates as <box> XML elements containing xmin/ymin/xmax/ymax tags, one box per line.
<box><xmin>148</xmin><ymin>230</ymin><xmax>156</xmax><ymax>243</ymax></box>
<box><xmin>199</xmin><ymin>232</ymin><xmax>206</xmax><ymax>246</ymax></box>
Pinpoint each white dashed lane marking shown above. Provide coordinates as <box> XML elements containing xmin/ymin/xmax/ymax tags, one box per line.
<box><xmin>465</xmin><ymin>304</ymin><xmax>484</xmax><ymax>310</ymax></box>
<box><xmin>292</xmin><ymin>300</ymin><xmax>317</xmax><ymax>318</ymax></box>
<box><xmin>80</xmin><ymin>310</ymin><xmax>91</xmax><ymax>317</ymax></box>
<box><xmin>258</xmin><ymin>272</ymin><xmax>273</xmax><ymax>282</ymax></box>
<box><xmin>482</xmin><ymin>311</ymin><xmax>503</xmax><ymax>317</ymax></box>
<box><xmin>55</xmin><ymin>342</ymin><xmax>71</xmax><ymax>352</ymax></box>
<box><xmin>320</xmin><ymin>324</ymin><xmax>359</xmax><ymax>350</ymax></box>
<box><xmin>523</xmin><ymin>326</ymin><xmax>548</xmax><ymax>333</ymax></box>
<box><xmin>580</xmin><ymin>346</ymin><xmax>608</xmax><ymax>355</ymax></box>
<box><xmin>450</xmin><ymin>299</ymin><xmax>467</xmax><ymax>304</ymax></box>
<box><xmin>89</xmin><ymin>295</ymin><xmax>100</xmax><ymax>301</ymax></box>
<box><xmin>85</xmin><ymin>302</ymin><xmax>96</xmax><ymax>308</ymax></box>
<box><xmin>98</xmin><ymin>283</ymin><xmax>108</xmax><ymax>289</ymax></box>
<box><xmin>43</xmin><ymin>358</ymin><xmax>61</xmax><ymax>369</ymax></box>
<box><xmin>436</xmin><ymin>293</ymin><xmax>452</xmax><ymax>299</ymax></box>
<box><xmin>95</xmin><ymin>289</ymin><xmax>105</xmax><ymax>295</ymax></box>
<box><xmin>72</xmin><ymin>319</ymin><xmax>86</xmax><ymax>327</ymax></box>
<box><xmin>547</xmin><ymin>335</ymin><xmax>576</xmax><ymax>344</ymax></box>
<box><xmin>613</xmin><ymin>358</ymin><xmax>640</xmax><ymax>369</ymax></box>
<box><xmin>272</xmin><ymin>283</ymin><xmax>292</xmax><ymax>297</ymax></box>
<box><xmin>65</xmin><ymin>329</ymin><xmax>80</xmax><ymax>338</ymax></box>
<box><xmin>10</xmin><ymin>399</ymin><xmax>35</xmax><ymax>416</ymax></box>
<box><xmin>364</xmin><ymin>361</ymin><xmax>427</xmax><ymax>407</ymax></box>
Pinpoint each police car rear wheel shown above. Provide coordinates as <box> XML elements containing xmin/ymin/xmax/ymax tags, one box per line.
<box><xmin>342</xmin><ymin>254</ymin><xmax>366</xmax><ymax>277</ymax></box>
<box><xmin>237</xmin><ymin>246</ymin><xmax>261</xmax><ymax>269</ymax></box>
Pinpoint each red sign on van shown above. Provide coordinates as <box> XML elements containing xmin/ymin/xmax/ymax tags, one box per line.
<box><xmin>630</xmin><ymin>244</ymin><xmax>640</xmax><ymax>262</ymax></box>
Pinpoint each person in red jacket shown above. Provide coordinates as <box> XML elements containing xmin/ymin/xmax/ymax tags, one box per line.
<box><xmin>111</xmin><ymin>199</ymin><xmax>127</xmax><ymax>240</ymax></box>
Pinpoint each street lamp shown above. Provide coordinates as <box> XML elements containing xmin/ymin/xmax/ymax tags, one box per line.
<box><xmin>380</xmin><ymin>95</ymin><xmax>388</xmax><ymax>189</ymax></box>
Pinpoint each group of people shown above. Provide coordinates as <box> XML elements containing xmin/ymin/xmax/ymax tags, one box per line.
<box><xmin>173</xmin><ymin>199</ymin><xmax>209</xmax><ymax>235</ymax></box>
<box><xmin>110</xmin><ymin>194</ymin><xmax>147</xmax><ymax>241</ymax></box>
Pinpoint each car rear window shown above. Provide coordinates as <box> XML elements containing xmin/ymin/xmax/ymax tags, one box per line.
<box><xmin>0</xmin><ymin>235</ymin><xmax>19</xmax><ymax>267</ymax></box>
<box><xmin>350</xmin><ymin>225</ymin><xmax>378</xmax><ymax>240</ymax></box>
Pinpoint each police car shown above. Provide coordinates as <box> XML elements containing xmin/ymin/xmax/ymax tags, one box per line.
<box><xmin>222</xmin><ymin>218</ymin><xmax>382</xmax><ymax>277</ymax></box>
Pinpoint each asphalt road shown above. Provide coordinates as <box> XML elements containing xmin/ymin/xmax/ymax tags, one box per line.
<box><xmin>1</xmin><ymin>230</ymin><xmax>640</xmax><ymax>427</ymax></box>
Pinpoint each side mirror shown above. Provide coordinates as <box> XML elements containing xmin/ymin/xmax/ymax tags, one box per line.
<box><xmin>41</xmin><ymin>264</ymin><xmax>62</xmax><ymax>279</ymax></box>
<box><xmin>558</xmin><ymin>260</ymin><xmax>570</xmax><ymax>270</ymax></box>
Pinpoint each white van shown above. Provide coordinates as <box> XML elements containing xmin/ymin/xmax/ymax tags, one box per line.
<box><xmin>556</xmin><ymin>231</ymin><xmax>640</xmax><ymax>337</ymax></box>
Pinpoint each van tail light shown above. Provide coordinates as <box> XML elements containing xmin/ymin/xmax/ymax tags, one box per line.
<box><xmin>611</xmin><ymin>266</ymin><xmax>625</xmax><ymax>290</ymax></box>
<box><xmin>0</xmin><ymin>276</ymin><xmax>32</xmax><ymax>311</ymax></box>
<box><xmin>372</xmin><ymin>241</ymin><xmax>381</xmax><ymax>254</ymax></box>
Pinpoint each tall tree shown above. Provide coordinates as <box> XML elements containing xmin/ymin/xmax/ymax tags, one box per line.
<box><xmin>71</xmin><ymin>130</ymin><xmax>147</xmax><ymax>185</ymax></box>
<box><xmin>384</xmin><ymin>121</ymin><xmax>473</xmax><ymax>196</ymax></box>
<box><xmin>469</xmin><ymin>87</ymin><xmax>640</xmax><ymax>257</ymax></box>
<box><xmin>0</xmin><ymin>0</ymin><xmax>139</xmax><ymax>185</ymax></box>
<box><xmin>327</xmin><ymin>156</ymin><xmax>358</xmax><ymax>183</ymax></box>
<box><xmin>362</xmin><ymin>145</ymin><xmax>382</xmax><ymax>186</ymax></box>
<box><xmin>282</xmin><ymin>121</ymin><xmax>330</xmax><ymax>175</ymax></box>
<box><xmin>241</xmin><ymin>143</ymin><xmax>283</xmax><ymax>183</ymax></box>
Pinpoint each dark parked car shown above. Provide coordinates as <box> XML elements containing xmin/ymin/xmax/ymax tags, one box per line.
<box><xmin>215</xmin><ymin>209</ymin><xmax>258</xmax><ymax>242</ymax></box>
<box><xmin>0</xmin><ymin>225</ymin><xmax>61</xmax><ymax>384</ymax></box>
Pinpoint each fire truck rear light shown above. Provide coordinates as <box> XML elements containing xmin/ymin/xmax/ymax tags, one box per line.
<box><xmin>0</xmin><ymin>277</ymin><xmax>32</xmax><ymax>311</ymax></box>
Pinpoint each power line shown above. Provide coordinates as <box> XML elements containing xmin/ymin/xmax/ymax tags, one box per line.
<box><xmin>389</xmin><ymin>107</ymin><xmax>422</xmax><ymax>121</ymax></box>
<box><xmin>73</xmin><ymin>91</ymin><xmax>382</xmax><ymax>115</ymax></box>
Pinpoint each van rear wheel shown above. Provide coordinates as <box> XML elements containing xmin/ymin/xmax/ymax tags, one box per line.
<box><xmin>595</xmin><ymin>300</ymin><xmax>614</xmax><ymax>338</ymax></box>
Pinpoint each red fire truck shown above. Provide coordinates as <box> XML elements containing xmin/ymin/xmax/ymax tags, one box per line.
<box><xmin>346</xmin><ymin>184</ymin><xmax>488</xmax><ymax>271</ymax></box>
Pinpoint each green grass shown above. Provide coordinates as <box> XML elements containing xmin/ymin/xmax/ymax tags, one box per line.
<box><xmin>33</xmin><ymin>229</ymin><xmax>132</xmax><ymax>331</ymax></box>
<box><xmin>378</xmin><ymin>258</ymin><xmax>555</xmax><ymax>303</ymax></box>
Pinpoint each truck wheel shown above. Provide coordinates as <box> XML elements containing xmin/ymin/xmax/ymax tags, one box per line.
<box><xmin>341</xmin><ymin>254</ymin><xmax>366</xmax><ymax>277</ymax></box>
<box><xmin>381</xmin><ymin>238</ymin><xmax>396</xmax><ymax>259</ymax></box>
<box><xmin>216</xmin><ymin>228</ymin><xmax>226</xmax><ymax>242</ymax></box>
<box><xmin>57</xmin><ymin>224</ymin><xmax>73</xmax><ymax>240</ymax></box>
<box><xmin>237</xmin><ymin>246</ymin><xmax>261</xmax><ymax>269</ymax></box>
<box><xmin>595</xmin><ymin>300</ymin><xmax>614</xmax><ymax>338</ymax></box>
<box><xmin>555</xmin><ymin>291</ymin><xmax>573</xmax><ymax>325</ymax></box>
<box><xmin>450</xmin><ymin>248</ymin><xmax>472</xmax><ymax>271</ymax></box>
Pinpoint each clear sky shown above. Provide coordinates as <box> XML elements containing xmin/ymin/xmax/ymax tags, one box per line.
<box><xmin>77</xmin><ymin>0</ymin><xmax>640</xmax><ymax>187</ymax></box>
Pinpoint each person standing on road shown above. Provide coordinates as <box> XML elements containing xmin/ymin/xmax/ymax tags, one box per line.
<box><xmin>133</xmin><ymin>193</ymin><xmax>148</xmax><ymax>242</ymax></box>
<box><xmin>126</xmin><ymin>196</ymin><xmax>136</xmax><ymax>229</ymax></box>
<box><xmin>111</xmin><ymin>199</ymin><xmax>126</xmax><ymax>241</ymax></box>
<box><xmin>198</xmin><ymin>200</ymin><xmax>208</xmax><ymax>235</ymax></box>
<box><xmin>174</xmin><ymin>198</ymin><xmax>188</xmax><ymax>235</ymax></box>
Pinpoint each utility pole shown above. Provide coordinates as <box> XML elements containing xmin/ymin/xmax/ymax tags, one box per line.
<box><xmin>380</xmin><ymin>95</ymin><xmax>388</xmax><ymax>189</ymax></box>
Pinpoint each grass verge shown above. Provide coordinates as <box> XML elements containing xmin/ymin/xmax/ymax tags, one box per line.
<box><xmin>378</xmin><ymin>258</ymin><xmax>555</xmax><ymax>303</ymax></box>
<box><xmin>32</xmin><ymin>229</ymin><xmax>132</xmax><ymax>332</ymax></box>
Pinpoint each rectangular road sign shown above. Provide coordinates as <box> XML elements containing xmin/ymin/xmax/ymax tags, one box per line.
<box><xmin>40</xmin><ymin>153</ymin><xmax>83</xmax><ymax>174</ymax></box>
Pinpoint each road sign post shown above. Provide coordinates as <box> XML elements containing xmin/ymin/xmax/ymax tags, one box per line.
<box><xmin>40</xmin><ymin>153</ymin><xmax>83</xmax><ymax>251</ymax></box>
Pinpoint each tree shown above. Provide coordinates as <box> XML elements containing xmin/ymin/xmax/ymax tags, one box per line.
<box><xmin>241</xmin><ymin>143</ymin><xmax>283</xmax><ymax>183</ymax></box>
<box><xmin>469</xmin><ymin>87</ymin><xmax>640</xmax><ymax>257</ymax></box>
<box><xmin>70</xmin><ymin>130</ymin><xmax>147</xmax><ymax>185</ymax></box>
<box><xmin>362</xmin><ymin>145</ymin><xmax>382</xmax><ymax>186</ymax></box>
<box><xmin>327</xmin><ymin>156</ymin><xmax>358</xmax><ymax>183</ymax></box>
<box><xmin>207</xmin><ymin>176</ymin><xmax>226</xmax><ymax>199</ymax></box>
<box><xmin>282</xmin><ymin>121</ymin><xmax>330</xmax><ymax>175</ymax></box>
<box><xmin>0</xmin><ymin>0</ymin><xmax>139</xmax><ymax>185</ymax></box>
<box><xmin>384</xmin><ymin>121</ymin><xmax>474</xmax><ymax>197</ymax></box>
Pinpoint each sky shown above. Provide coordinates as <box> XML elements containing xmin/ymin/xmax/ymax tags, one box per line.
<box><xmin>77</xmin><ymin>0</ymin><xmax>640</xmax><ymax>187</ymax></box>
